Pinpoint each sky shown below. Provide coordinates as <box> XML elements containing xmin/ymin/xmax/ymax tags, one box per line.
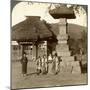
<box><xmin>12</xmin><ymin>2</ymin><xmax>87</xmax><ymax>27</ymax></box>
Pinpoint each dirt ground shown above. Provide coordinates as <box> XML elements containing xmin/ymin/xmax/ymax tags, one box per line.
<box><xmin>11</xmin><ymin>61</ymin><xmax>87</xmax><ymax>89</ymax></box>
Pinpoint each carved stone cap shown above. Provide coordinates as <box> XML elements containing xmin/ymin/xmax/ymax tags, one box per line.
<box><xmin>49</xmin><ymin>6</ymin><xmax>76</xmax><ymax>19</ymax></box>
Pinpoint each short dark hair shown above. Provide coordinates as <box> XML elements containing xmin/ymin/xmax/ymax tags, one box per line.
<box><xmin>23</xmin><ymin>52</ymin><xmax>26</xmax><ymax>55</ymax></box>
<box><xmin>55</xmin><ymin>53</ymin><xmax>57</xmax><ymax>56</ymax></box>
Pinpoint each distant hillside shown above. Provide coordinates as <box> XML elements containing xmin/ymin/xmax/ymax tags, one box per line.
<box><xmin>67</xmin><ymin>23</ymin><xmax>87</xmax><ymax>40</ymax></box>
<box><xmin>50</xmin><ymin>23</ymin><xmax>87</xmax><ymax>40</ymax></box>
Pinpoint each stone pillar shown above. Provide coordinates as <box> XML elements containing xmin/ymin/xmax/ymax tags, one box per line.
<box><xmin>56</xmin><ymin>18</ymin><xmax>70</xmax><ymax>57</ymax></box>
<box><xmin>56</xmin><ymin>18</ymin><xmax>81</xmax><ymax>74</ymax></box>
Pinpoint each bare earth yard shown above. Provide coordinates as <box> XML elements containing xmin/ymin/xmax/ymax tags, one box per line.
<box><xmin>11</xmin><ymin>61</ymin><xmax>87</xmax><ymax>89</ymax></box>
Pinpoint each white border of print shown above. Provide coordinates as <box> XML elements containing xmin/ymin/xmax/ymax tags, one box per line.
<box><xmin>0</xmin><ymin>0</ymin><xmax>89</xmax><ymax>90</ymax></box>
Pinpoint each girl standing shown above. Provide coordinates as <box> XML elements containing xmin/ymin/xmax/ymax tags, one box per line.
<box><xmin>36</xmin><ymin>56</ymin><xmax>42</xmax><ymax>75</ymax></box>
<box><xmin>21</xmin><ymin>52</ymin><xmax>28</xmax><ymax>76</ymax></box>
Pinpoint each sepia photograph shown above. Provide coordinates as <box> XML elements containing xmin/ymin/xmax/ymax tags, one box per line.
<box><xmin>11</xmin><ymin>0</ymin><xmax>88</xmax><ymax>89</ymax></box>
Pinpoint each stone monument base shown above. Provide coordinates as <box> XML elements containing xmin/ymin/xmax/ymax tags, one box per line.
<box><xmin>59</xmin><ymin>60</ymin><xmax>81</xmax><ymax>74</ymax></box>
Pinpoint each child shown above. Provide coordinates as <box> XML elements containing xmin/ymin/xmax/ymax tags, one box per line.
<box><xmin>36</xmin><ymin>56</ymin><xmax>42</xmax><ymax>75</ymax></box>
<box><xmin>41</xmin><ymin>55</ymin><xmax>48</xmax><ymax>74</ymax></box>
<box><xmin>21</xmin><ymin>52</ymin><xmax>28</xmax><ymax>77</ymax></box>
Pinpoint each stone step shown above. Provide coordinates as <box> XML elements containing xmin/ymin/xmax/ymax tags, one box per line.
<box><xmin>57</xmin><ymin>51</ymin><xmax>71</xmax><ymax>56</ymax></box>
<box><xmin>60</xmin><ymin>61</ymin><xmax>74</xmax><ymax>67</ymax></box>
<box><xmin>59</xmin><ymin>61</ymin><xmax>81</xmax><ymax>74</ymax></box>
<box><xmin>61</xmin><ymin>56</ymin><xmax>74</xmax><ymax>62</ymax></box>
<box><xmin>71</xmin><ymin>61</ymin><xmax>81</xmax><ymax>74</ymax></box>
<box><xmin>72</xmin><ymin>61</ymin><xmax>80</xmax><ymax>66</ymax></box>
<box><xmin>60</xmin><ymin>62</ymin><xmax>73</xmax><ymax>73</ymax></box>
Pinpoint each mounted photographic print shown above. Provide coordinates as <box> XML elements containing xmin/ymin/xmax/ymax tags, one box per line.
<box><xmin>11</xmin><ymin>0</ymin><xmax>88</xmax><ymax>89</ymax></box>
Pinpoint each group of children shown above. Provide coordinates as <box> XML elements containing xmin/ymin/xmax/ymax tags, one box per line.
<box><xmin>36</xmin><ymin>55</ymin><xmax>48</xmax><ymax>75</ymax></box>
<box><xmin>21</xmin><ymin>52</ymin><xmax>61</xmax><ymax>77</ymax></box>
<box><xmin>36</xmin><ymin>53</ymin><xmax>60</xmax><ymax>75</ymax></box>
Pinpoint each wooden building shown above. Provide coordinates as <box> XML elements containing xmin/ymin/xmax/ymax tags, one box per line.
<box><xmin>11</xmin><ymin>16</ymin><xmax>55</xmax><ymax>61</ymax></box>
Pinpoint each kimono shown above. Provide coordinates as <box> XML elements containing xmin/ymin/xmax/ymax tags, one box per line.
<box><xmin>45</xmin><ymin>57</ymin><xmax>48</xmax><ymax>72</ymax></box>
<box><xmin>48</xmin><ymin>55</ymin><xmax>53</xmax><ymax>74</ymax></box>
<box><xmin>52</xmin><ymin>56</ymin><xmax>59</xmax><ymax>74</ymax></box>
<box><xmin>41</xmin><ymin>57</ymin><xmax>47</xmax><ymax>74</ymax></box>
<box><xmin>21</xmin><ymin>56</ymin><xmax>28</xmax><ymax>74</ymax></box>
<box><xmin>36</xmin><ymin>57</ymin><xmax>42</xmax><ymax>74</ymax></box>
<box><xmin>55</xmin><ymin>56</ymin><xmax>59</xmax><ymax>73</ymax></box>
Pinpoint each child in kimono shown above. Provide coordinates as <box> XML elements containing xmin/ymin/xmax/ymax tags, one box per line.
<box><xmin>36</xmin><ymin>56</ymin><xmax>42</xmax><ymax>75</ymax></box>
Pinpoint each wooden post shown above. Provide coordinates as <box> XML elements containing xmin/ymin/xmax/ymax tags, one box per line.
<box><xmin>36</xmin><ymin>44</ymin><xmax>38</xmax><ymax>59</ymax></box>
<box><xmin>21</xmin><ymin>44</ymin><xmax>25</xmax><ymax>58</ymax></box>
